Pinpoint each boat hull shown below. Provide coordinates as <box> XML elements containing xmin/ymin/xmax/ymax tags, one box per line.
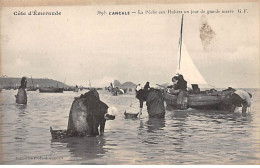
<box><xmin>73</xmin><ymin>88</ymin><xmax>79</xmax><ymax>92</ymax></box>
<box><xmin>26</xmin><ymin>88</ymin><xmax>38</xmax><ymax>91</ymax></box>
<box><xmin>39</xmin><ymin>87</ymin><xmax>64</xmax><ymax>93</ymax></box>
<box><xmin>163</xmin><ymin>90</ymin><xmax>233</xmax><ymax>110</ymax></box>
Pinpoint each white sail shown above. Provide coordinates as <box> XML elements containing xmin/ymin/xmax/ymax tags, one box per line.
<box><xmin>176</xmin><ymin>42</ymin><xmax>208</xmax><ymax>86</ymax></box>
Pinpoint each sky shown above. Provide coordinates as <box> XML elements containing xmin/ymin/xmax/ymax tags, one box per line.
<box><xmin>1</xmin><ymin>2</ymin><xmax>259</xmax><ymax>88</ymax></box>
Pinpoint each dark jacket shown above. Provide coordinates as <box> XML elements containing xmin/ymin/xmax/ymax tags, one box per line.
<box><xmin>136</xmin><ymin>88</ymin><xmax>165</xmax><ymax>118</ymax></box>
<box><xmin>174</xmin><ymin>79</ymin><xmax>187</xmax><ymax>91</ymax></box>
<box><xmin>67</xmin><ymin>90</ymin><xmax>108</xmax><ymax>136</ymax></box>
<box><xmin>136</xmin><ymin>89</ymin><xmax>149</xmax><ymax>108</ymax></box>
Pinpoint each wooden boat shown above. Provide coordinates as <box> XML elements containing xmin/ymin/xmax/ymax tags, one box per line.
<box><xmin>39</xmin><ymin>87</ymin><xmax>63</xmax><ymax>93</ymax></box>
<box><xmin>50</xmin><ymin>127</ymin><xmax>71</xmax><ymax>139</ymax></box>
<box><xmin>64</xmin><ymin>87</ymin><xmax>74</xmax><ymax>91</ymax></box>
<box><xmin>163</xmin><ymin>15</ymin><xmax>233</xmax><ymax>110</ymax></box>
<box><xmin>164</xmin><ymin>90</ymin><xmax>233</xmax><ymax>110</ymax></box>
<box><xmin>26</xmin><ymin>87</ymin><xmax>38</xmax><ymax>91</ymax></box>
<box><xmin>124</xmin><ymin>111</ymin><xmax>139</xmax><ymax>119</ymax></box>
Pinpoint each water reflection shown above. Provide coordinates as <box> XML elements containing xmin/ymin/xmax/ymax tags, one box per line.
<box><xmin>169</xmin><ymin>110</ymin><xmax>189</xmax><ymax>119</ymax></box>
<box><xmin>146</xmin><ymin>118</ymin><xmax>165</xmax><ymax>133</ymax></box>
<box><xmin>137</xmin><ymin>118</ymin><xmax>166</xmax><ymax>145</ymax></box>
<box><xmin>51</xmin><ymin>136</ymin><xmax>107</xmax><ymax>161</ymax></box>
<box><xmin>1</xmin><ymin>89</ymin><xmax>259</xmax><ymax>164</ymax></box>
<box><xmin>190</xmin><ymin>110</ymin><xmax>253</xmax><ymax>125</ymax></box>
<box><xmin>15</xmin><ymin>105</ymin><xmax>29</xmax><ymax>143</ymax></box>
<box><xmin>15</xmin><ymin>104</ymin><xmax>27</xmax><ymax>111</ymax></box>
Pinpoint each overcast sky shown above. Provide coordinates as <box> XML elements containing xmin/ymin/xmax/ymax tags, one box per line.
<box><xmin>1</xmin><ymin>2</ymin><xmax>259</xmax><ymax>88</ymax></box>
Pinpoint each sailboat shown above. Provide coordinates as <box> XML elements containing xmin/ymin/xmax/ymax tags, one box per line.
<box><xmin>26</xmin><ymin>76</ymin><xmax>38</xmax><ymax>91</ymax></box>
<box><xmin>163</xmin><ymin>15</ymin><xmax>233</xmax><ymax>110</ymax></box>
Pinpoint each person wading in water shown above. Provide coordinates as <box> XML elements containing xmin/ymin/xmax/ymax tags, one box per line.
<box><xmin>15</xmin><ymin>76</ymin><xmax>27</xmax><ymax>105</ymax></box>
<box><xmin>136</xmin><ymin>84</ymin><xmax>165</xmax><ymax>118</ymax></box>
<box><xmin>230</xmin><ymin>89</ymin><xmax>252</xmax><ymax>114</ymax></box>
<box><xmin>167</xmin><ymin>74</ymin><xmax>188</xmax><ymax>109</ymax></box>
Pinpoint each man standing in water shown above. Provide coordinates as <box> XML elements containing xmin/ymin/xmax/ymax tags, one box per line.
<box><xmin>230</xmin><ymin>89</ymin><xmax>252</xmax><ymax>114</ymax></box>
<box><xmin>167</xmin><ymin>74</ymin><xmax>188</xmax><ymax>109</ymax></box>
<box><xmin>175</xmin><ymin>74</ymin><xmax>188</xmax><ymax>109</ymax></box>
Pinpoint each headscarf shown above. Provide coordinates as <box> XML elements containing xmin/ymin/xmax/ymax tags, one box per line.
<box><xmin>20</xmin><ymin>77</ymin><xmax>27</xmax><ymax>88</ymax></box>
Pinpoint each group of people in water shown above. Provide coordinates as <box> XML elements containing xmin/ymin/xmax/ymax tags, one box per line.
<box><xmin>14</xmin><ymin>75</ymin><xmax>252</xmax><ymax>138</ymax></box>
<box><xmin>135</xmin><ymin>74</ymin><xmax>252</xmax><ymax>117</ymax></box>
<box><xmin>106</xmin><ymin>86</ymin><xmax>132</xmax><ymax>96</ymax></box>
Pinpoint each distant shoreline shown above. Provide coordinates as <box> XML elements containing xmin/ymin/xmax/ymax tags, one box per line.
<box><xmin>0</xmin><ymin>77</ymin><xmax>138</xmax><ymax>89</ymax></box>
<box><xmin>0</xmin><ymin>77</ymin><xmax>69</xmax><ymax>88</ymax></box>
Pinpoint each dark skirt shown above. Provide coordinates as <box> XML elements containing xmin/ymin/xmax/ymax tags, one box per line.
<box><xmin>149</xmin><ymin>112</ymin><xmax>165</xmax><ymax>118</ymax></box>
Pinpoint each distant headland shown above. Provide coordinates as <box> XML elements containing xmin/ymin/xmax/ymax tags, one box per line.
<box><xmin>0</xmin><ymin>77</ymin><xmax>69</xmax><ymax>89</ymax></box>
<box><xmin>0</xmin><ymin>77</ymin><xmax>137</xmax><ymax>89</ymax></box>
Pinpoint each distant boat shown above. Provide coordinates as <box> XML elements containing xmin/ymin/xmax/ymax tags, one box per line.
<box><xmin>26</xmin><ymin>87</ymin><xmax>38</xmax><ymax>91</ymax></box>
<box><xmin>163</xmin><ymin>15</ymin><xmax>233</xmax><ymax>110</ymax></box>
<box><xmin>39</xmin><ymin>87</ymin><xmax>63</xmax><ymax>93</ymax></box>
<box><xmin>73</xmin><ymin>86</ymin><xmax>79</xmax><ymax>92</ymax></box>
<box><xmin>79</xmin><ymin>87</ymin><xmax>83</xmax><ymax>91</ymax></box>
<box><xmin>64</xmin><ymin>87</ymin><xmax>74</xmax><ymax>91</ymax></box>
<box><xmin>26</xmin><ymin>76</ymin><xmax>37</xmax><ymax>91</ymax></box>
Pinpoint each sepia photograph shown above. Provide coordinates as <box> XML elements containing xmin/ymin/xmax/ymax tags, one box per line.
<box><xmin>0</xmin><ymin>0</ymin><xmax>259</xmax><ymax>165</ymax></box>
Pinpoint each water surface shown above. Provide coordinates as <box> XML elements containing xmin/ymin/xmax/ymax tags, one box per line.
<box><xmin>0</xmin><ymin>89</ymin><xmax>259</xmax><ymax>164</ymax></box>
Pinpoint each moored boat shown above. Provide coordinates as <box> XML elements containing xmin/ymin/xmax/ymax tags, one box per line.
<box><xmin>27</xmin><ymin>76</ymin><xmax>38</xmax><ymax>91</ymax></box>
<box><xmin>39</xmin><ymin>87</ymin><xmax>64</xmax><ymax>93</ymax></box>
<box><xmin>163</xmin><ymin>15</ymin><xmax>233</xmax><ymax>111</ymax></box>
<box><xmin>64</xmin><ymin>87</ymin><xmax>74</xmax><ymax>91</ymax></box>
<box><xmin>26</xmin><ymin>87</ymin><xmax>38</xmax><ymax>91</ymax></box>
<box><xmin>73</xmin><ymin>87</ymin><xmax>79</xmax><ymax>92</ymax></box>
<box><xmin>163</xmin><ymin>89</ymin><xmax>233</xmax><ymax>110</ymax></box>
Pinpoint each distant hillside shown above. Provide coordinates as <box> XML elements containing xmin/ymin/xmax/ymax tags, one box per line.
<box><xmin>113</xmin><ymin>80</ymin><xmax>137</xmax><ymax>88</ymax></box>
<box><xmin>0</xmin><ymin>77</ymin><xmax>70</xmax><ymax>88</ymax></box>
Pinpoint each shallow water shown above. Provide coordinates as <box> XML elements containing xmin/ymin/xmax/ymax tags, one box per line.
<box><xmin>0</xmin><ymin>89</ymin><xmax>259</xmax><ymax>164</ymax></box>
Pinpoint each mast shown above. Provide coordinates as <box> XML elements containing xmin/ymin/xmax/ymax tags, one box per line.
<box><xmin>177</xmin><ymin>14</ymin><xmax>184</xmax><ymax>71</ymax></box>
<box><xmin>31</xmin><ymin>76</ymin><xmax>35</xmax><ymax>87</ymax></box>
<box><xmin>63</xmin><ymin>76</ymin><xmax>67</xmax><ymax>88</ymax></box>
<box><xmin>175</xmin><ymin>14</ymin><xmax>209</xmax><ymax>87</ymax></box>
<box><xmin>63</xmin><ymin>77</ymin><xmax>66</xmax><ymax>84</ymax></box>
